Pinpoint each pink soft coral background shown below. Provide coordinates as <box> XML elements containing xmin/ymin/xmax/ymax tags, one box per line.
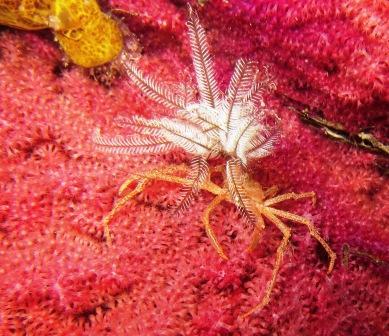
<box><xmin>0</xmin><ymin>0</ymin><xmax>388</xmax><ymax>335</ymax></box>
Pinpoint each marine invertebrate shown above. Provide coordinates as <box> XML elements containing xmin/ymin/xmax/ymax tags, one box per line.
<box><xmin>0</xmin><ymin>0</ymin><xmax>388</xmax><ymax>334</ymax></box>
<box><xmin>0</xmin><ymin>0</ymin><xmax>124</xmax><ymax>67</ymax></box>
<box><xmin>94</xmin><ymin>6</ymin><xmax>335</xmax><ymax>317</ymax></box>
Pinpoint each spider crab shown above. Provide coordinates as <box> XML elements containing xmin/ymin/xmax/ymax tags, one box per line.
<box><xmin>94</xmin><ymin>6</ymin><xmax>336</xmax><ymax>318</ymax></box>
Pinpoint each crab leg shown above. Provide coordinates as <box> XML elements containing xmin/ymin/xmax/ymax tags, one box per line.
<box><xmin>103</xmin><ymin>179</ymin><xmax>148</xmax><ymax>245</ymax></box>
<box><xmin>104</xmin><ymin>164</ymin><xmax>224</xmax><ymax>246</ymax></box>
<box><xmin>246</xmin><ymin>214</ymin><xmax>265</xmax><ymax>253</ymax></box>
<box><xmin>202</xmin><ymin>193</ymin><xmax>229</xmax><ymax>260</ymax></box>
<box><xmin>133</xmin><ymin>168</ymin><xmax>192</xmax><ymax>187</ymax></box>
<box><xmin>266</xmin><ymin>207</ymin><xmax>336</xmax><ymax>273</ymax></box>
<box><xmin>263</xmin><ymin>185</ymin><xmax>278</xmax><ymax>199</ymax></box>
<box><xmin>118</xmin><ymin>165</ymin><xmax>186</xmax><ymax>195</ymax></box>
<box><xmin>133</xmin><ymin>165</ymin><xmax>224</xmax><ymax>195</ymax></box>
<box><xmin>241</xmin><ymin>209</ymin><xmax>291</xmax><ymax>318</ymax></box>
<box><xmin>104</xmin><ymin>165</ymin><xmax>190</xmax><ymax>245</ymax></box>
<box><xmin>264</xmin><ymin>191</ymin><xmax>316</xmax><ymax>207</ymax></box>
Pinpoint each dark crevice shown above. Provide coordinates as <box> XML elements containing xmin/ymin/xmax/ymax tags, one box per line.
<box><xmin>74</xmin><ymin>287</ymin><xmax>133</xmax><ymax>328</ymax></box>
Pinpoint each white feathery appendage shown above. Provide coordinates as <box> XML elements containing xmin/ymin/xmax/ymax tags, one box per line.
<box><xmin>159</xmin><ymin>118</ymin><xmax>217</xmax><ymax>156</ymax></box>
<box><xmin>241</xmin><ymin>65</ymin><xmax>276</xmax><ymax>107</ymax></box>
<box><xmin>226</xmin><ymin>159</ymin><xmax>257</xmax><ymax>225</ymax></box>
<box><xmin>246</xmin><ymin>131</ymin><xmax>278</xmax><ymax>159</ymax></box>
<box><xmin>187</xmin><ymin>5</ymin><xmax>220</xmax><ymax>108</ymax></box>
<box><xmin>92</xmin><ymin>128</ymin><xmax>175</xmax><ymax>155</ymax></box>
<box><xmin>114</xmin><ymin>115</ymin><xmax>163</xmax><ymax>136</ymax></box>
<box><xmin>222</xmin><ymin>59</ymin><xmax>257</xmax><ymax>131</ymax></box>
<box><xmin>175</xmin><ymin>156</ymin><xmax>209</xmax><ymax>213</ymax></box>
<box><xmin>96</xmin><ymin>5</ymin><xmax>279</xmax><ymax>194</ymax></box>
<box><xmin>179</xmin><ymin>103</ymin><xmax>225</xmax><ymax>134</ymax></box>
<box><xmin>225</xmin><ymin>59</ymin><xmax>258</xmax><ymax>105</ymax></box>
<box><xmin>222</xmin><ymin>116</ymin><xmax>250</xmax><ymax>157</ymax></box>
<box><xmin>121</xmin><ymin>53</ymin><xmax>186</xmax><ymax>111</ymax></box>
<box><xmin>234</xmin><ymin>121</ymin><xmax>261</xmax><ymax>164</ymax></box>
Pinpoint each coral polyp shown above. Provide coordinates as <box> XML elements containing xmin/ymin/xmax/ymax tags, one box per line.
<box><xmin>94</xmin><ymin>6</ymin><xmax>336</xmax><ymax>317</ymax></box>
<box><xmin>1</xmin><ymin>0</ymin><xmax>387</xmax><ymax>334</ymax></box>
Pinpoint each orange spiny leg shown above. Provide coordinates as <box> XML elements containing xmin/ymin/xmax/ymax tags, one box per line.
<box><xmin>263</xmin><ymin>185</ymin><xmax>279</xmax><ymax>199</ymax></box>
<box><xmin>104</xmin><ymin>164</ymin><xmax>224</xmax><ymax>246</ymax></box>
<box><xmin>118</xmin><ymin>175</ymin><xmax>147</xmax><ymax>196</ymax></box>
<box><xmin>246</xmin><ymin>214</ymin><xmax>265</xmax><ymax>253</ymax></box>
<box><xmin>202</xmin><ymin>193</ymin><xmax>229</xmax><ymax>260</ymax></box>
<box><xmin>241</xmin><ymin>209</ymin><xmax>291</xmax><ymax>319</ymax></box>
<box><xmin>103</xmin><ymin>178</ymin><xmax>148</xmax><ymax>245</ymax></box>
<box><xmin>135</xmin><ymin>167</ymin><xmax>228</xmax><ymax>258</ymax></box>
<box><xmin>264</xmin><ymin>191</ymin><xmax>316</xmax><ymax>207</ymax></box>
<box><xmin>105</xmin><ymin>165</ymin><xmax>192</xmax><ymax>245</ymax></box>
<box><xmin>266</xmin><ymin>207</ymin><xmax>336</xmax><ymax>273</ymax></box>
<box><xmin>133</xmin><ymin>167</ymin><xmax>224</xmax><ymax>196</ymax></box>
<box><xmin>133</xmin><ymin>169</ymin><xmax>193</xmax><ymax>187</ymax></box>
<box><xmin>119</xmin><ymin>164</ymin><xmax>190</xmax><ymax>196</ymax></box>
<box><xmin>131</xmin><ymin>163</ymin><xmax>226</xmax><ymax>196</ymax></box>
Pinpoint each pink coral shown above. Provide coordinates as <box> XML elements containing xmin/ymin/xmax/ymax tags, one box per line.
<box><xmin>0</xmin><ymin>1</ymin><xmax>387</xmax><ymax>335</ymax></box>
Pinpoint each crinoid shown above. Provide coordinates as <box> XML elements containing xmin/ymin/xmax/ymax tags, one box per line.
<box><xmin>93</xmin><ymin>5</ymin><xmax>336</xmax><ymax>318</ymax></box>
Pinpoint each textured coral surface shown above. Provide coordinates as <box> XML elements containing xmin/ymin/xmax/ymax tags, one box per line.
<box><xmin>0</xmin><ymin>1</ymin><xmax>388</xmax><ymax>335</ymax></box>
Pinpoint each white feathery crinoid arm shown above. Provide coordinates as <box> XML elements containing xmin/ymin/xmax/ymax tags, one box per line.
<box><xmin>246</xmin><ymin>130</ymin><xmax>278</xmax><ymax>160</ymax></box>
<box><xmin>187</xmin><ymin>5</ymin><xmax>220</xmax><ymax>109</ymax></box>
<box><xmin>114</xmin><ymin>115</ymin><xmax>164</xmax><ymax>136</ymax></box>
<box><xmin>241</xmin><ymin>65</ymin><xmax>276</xmax><ymax>108</ymax></box>
<box><xmin>92</xmin><ymin>128</ymin><xmax>175</xmax><ymax>155</ymax></box>
<box><xmin>159</xmin><ymin>118</ymin><xmax>218</xmax><ymax>156</ymax></box>
<box><xmin>226</xmin><ymin>158</ymin><xmax>257</xmax><ymax>225</ymax></box>
<box><xmin>233</xmin><ymin>119</ymin><xmax>261</xmax><ymax>164</ymax></box>
<box><xmin>219</xmin><ymin>59</ymin><xmax>259</xmax><ymax>158</ymax></box>
<box><xmin>179</xmin><ymin>103</ymin><xmax>225</xmax><ymax>136</ymax></box>
<box><xmin>120</xmin><ymin>52</ymin><xmax>186</xmax><ymax>111</ymax></box>
<box><xmin>175</xmin><ymin>156</ymin><xmax>209</xmax><ymax>213</ymax></box>
<box><xmin>222</xmin><ymin>59</ymin><xmax>258</xmax><ymax>131</ymax></box>
<box><xmin>101</xmin><ymin>112</ymin><xmax>220</xmax><ymax>157</ymax></box>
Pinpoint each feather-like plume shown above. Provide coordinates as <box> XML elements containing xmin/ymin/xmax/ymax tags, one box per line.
<box><xmin>246</xmin><ymin>132</ymin><xmax>278</xmax><ymax>159</ymax></box>
<box><xmin>226</xmin><ymin>159</ymin><xmax>256</xmax><ymax>225</ymax></box>
<box><xmin>226</xmin><ymin>59</ymin><xmax>258</xmax><ymax>104</ymax></box>
<box><xmin>241</xmin><ymin>65</ymin><xmax>276</xmax><ymax>106</ymax></box>
<box><xmin>175</xmin><ymin>156</ymin><xmax>209</xmax><ymax>213</ymax></box>
<box><xmin>176</xmin><ymin>106</ymin><xmax>212</xmax><ymax>131</ymax></box>
<box><xmin>160</xmin><ymin>119</ymin><xmax>215</xmax><ymax>156</ymax></box>
<box><xmin>180</xmin><ymin>104</ymin><xmax>225</xmax><ymax>135</ymax></box>
<box><xmin>174</xmin><ymin>81</ymin><xmax>197</xmax><ymax>106</ymax></box>
<box><xmin>223</xmin><ymin>59</ymin><xmax>257</xmax><ymax>131</ymax></box>
<box><xmin>233</xmin><ymin>120</ymin><xmax>260</xmax><ymax>163</ymax></box>
<box><xmin>97</xmin><ymin>6</ymin><xmax>278</xmax><ymax>195</ymax></box>
<box><xmin>187</xmin><ymin>5</ymin><xmax>220</xmax><ymax>108</ymax></box>
<box><xmin>115</xmin><ymin>115</ymin><xmax>221</xmax><ymax>155</ymax></box>
<box><xmin>114</xmin><ymin>115</ymin><xmax>163</xmax><ymax>136</ymax></box>
<box><xmin>222</xmin><ymin>59</ymin><xmax>255</xmax><ymax>141</ymax></box>
<box><xmin>92</xmin><ymin>128</ymin><xmax>174</xmax><ymax>155</ymax></box>
<box><xmin>121</xmin><ymin>53</ymin><xmax>186</xmax><ymax>111</ymax></box>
